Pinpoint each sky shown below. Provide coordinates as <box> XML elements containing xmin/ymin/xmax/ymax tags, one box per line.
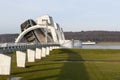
<box><xmin>0</xmin><ymin>0</ymin><xmax>120</xmax><ymax>34</ymax></box>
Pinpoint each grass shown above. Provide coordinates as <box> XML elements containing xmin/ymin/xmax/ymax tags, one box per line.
<box><xmin>0</xmin><ymin>49</ymin><xmax>120</xmax><ymax>80</ymax></box>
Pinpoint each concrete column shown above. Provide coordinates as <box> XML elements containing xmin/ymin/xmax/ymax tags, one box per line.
<box><xmin>52</xmin><ymin>46</ymin><xmax>55</xmax><ymax>49</ymax></box>
<box><xmin>46</xmin><ymin>47</ymin><xmax>50</xmax><ymax>55</ymax></box>
<box><xmin>55</xmin><ymin>46</ymin><xmax>58</xmax><ymax>49</ymax></box>
<box><xmin>16</xmin><ymin>51</ymin><xmax>26</xmax><ymax>67</ymax></box>
<box><xmin>0</xmin><ymin>54</ymin><xmax>12</xmax><ymax>75</ymax></box>
<box><xmin>50</xmin><ymin>46</ymin><xmax>53</xmax><ymax>51</ymax></box>
<box><xmin>27</xmin><ymin>49</ymin><xmax>35</xmax><ymax>62</ymax></box>
<box><xmin>35</xmin><ymin>48</ymin><xmax>41</xmax><ymax>59</ymax></box>
<box><xmin>41</xmin><ymin>47</ymin><xmax>46</xmax><ymax>57</ymax></box>
<box><xmin>54</xmin><ymin>46</ymin><xmax>56</xmax><ymax>49</ymax></box>
<box><xmin>58</xmin><ymin>46</ymin><xmax>60</xmax><ymax>49</ymax></box>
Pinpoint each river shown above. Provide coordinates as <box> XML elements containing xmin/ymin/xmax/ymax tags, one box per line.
<box><xmin>82</xmin><ymin>45</ymin><xmax>120</xmax><ymax>49</ymax></box>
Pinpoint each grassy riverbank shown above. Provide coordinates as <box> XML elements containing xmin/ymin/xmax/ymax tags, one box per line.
<box><xmin>1</xmin><ymin>49</ymin><xmax>120</xmax><ymax>80</ymax></box>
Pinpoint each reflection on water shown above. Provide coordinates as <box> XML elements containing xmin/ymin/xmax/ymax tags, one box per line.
<box><xmin>82</xmin><ymin>45</ymin><xmax>120</xmax><ymax>49</ymax></box>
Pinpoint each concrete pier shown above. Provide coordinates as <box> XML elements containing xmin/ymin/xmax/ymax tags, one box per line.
<box><xmin>0</xmin><ymin>54</ymin><xmax>12</xmax><ymax>75</ymax></box>
<box><xmin>35</xmin><ymin>48</ymin><xmax>42</xmax><ymax>59</ymax></box>
<box><xmin>46</xmin><ymin>47</ymin><xmax>50</xmax><ymax>55</ymax></box>
<box><xmin>27</xmin><ymin>49</ymin><xmax>35</xmax><ymax>62</ymax></box>
<box><xmin>41</xmin><ymin>47</ymin><xmax>46</xmax><ymax>57</ymax></box>
<box><xmin>50</xmin><ymin>46</ymin><xmax>53</xmax><ymax>51</ymax></box>
<box><xmin>16</xmin><ymin>51</ymin><xmax>26</xmax><ymax>67</ymax></box>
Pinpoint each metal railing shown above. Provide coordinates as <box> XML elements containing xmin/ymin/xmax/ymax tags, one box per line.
<box><xmin>0</xmin><ymin>43</ymin><xmax>60</xmax><ymax>53</ymax></box>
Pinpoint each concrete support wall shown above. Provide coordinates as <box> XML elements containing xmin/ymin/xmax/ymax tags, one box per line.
<box><xmin>27</xmin><ymin>49</ymin><xmax>35</xmax><ymax>62</ymax></box>
<box><xmin>16</xmin><ymin>51</ymin><xmax>26</xmax><ymax>67</ymax></box>
<box><xmin>46</xmin><ymin>47</ymin><xmax>50</xmax><ymax>55</ymax></box>
<box><xmin>57</xmin><ymin>46</ymin><xmax>59</xmax><ymax>49</ymax></box>
<box><xmin>41</xmin><ymin>47</ymin><xmax>46</xmax><ymax>57</ymax></box>
<box><xmin>35</xmin><ymin>48</ymin><xmax>42</xmax><ymax>59</ymax></box>
<box><xmin>0</xmin><ymin>45</ymin><xmax>59</xmax><ymax>75</ymax></box>
<box><xmin>52</xmin><ymin>46</ymin><xmax>55</xmax><ymax>49</ymax></box>
<box><xmin>0</xmin><ymin>54</ymin><xmax>12</xmax><ymax>75</ymax></box>
<box><xmin>50</xmin><ymin>46</ymin><xmax>53</xmax><ymax>51</ymax></box>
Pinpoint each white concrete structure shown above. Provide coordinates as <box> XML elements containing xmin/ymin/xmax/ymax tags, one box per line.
<box><xmin>82</xmin><ymin>41</ymin><xmax>96</xmax><ymax>45</ymax></box>
<box><xmin>37</xmin><ymin>15</ymin><xmax>53</xmax><ymax>25</ymax></box>
<box><xmin>49</xmin><ymin>46</ymin><xmax>53</xmax><ymax>51</ymax></box>
<box><xmin>27</xmin><ymin>49</ymin><xmax>35</xmax><ymax>62</ymax></box>
<box><xmin>46</xmin><ymin>47</ymin><xmax>50</xmax><ymax>55</ymax></box>
<box><xmin>15</xmin><ymin>15</ymin><xmax>78</xmax><ymax>48</ymax></box>
<box><xmin>15</xmin><ymin>15</ymin><xmax>65</xmax><ymax>44</ymax></box>
<box><xmin>41</xmin><ymin>47</ymin><xmax>46</xmax><ymax>57</ymax></box>
<box><xmin>0</xmin><ymin>54</ymin><xmax>12</xmax><ymax>75</ymax></box>
<box><xmin>35</xmin><ymin>48</ymin><xmax>42</xmax><ymax>59</ymax></box>
<box><xmin>0</xmin><ymin>15</ymin><xmax>81</xmax><ymax>76</ymax></box>
<box><xmin>0</xmin><ymin>43</ymin><xmax>59</xmax><ymax>75</ymax></box>
<box><xmin>16</xmin><ymin>51</ymin><xmax>26</xmax><ymax>67</ymax></box>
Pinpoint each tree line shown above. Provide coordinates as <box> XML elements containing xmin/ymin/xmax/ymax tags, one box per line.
<box><xmin>0</xmin><ymin>31</ymin><xmax>120</xmax><ymax>42</ymax></box>
<box><xmin>0</xmin><ymin>34</ymin><xmax>18</xmax><ymax>43</ymax></box>
<box><xmin>64</xmin><ymin>31</ymin><xmax>120</xmax><ymax>42</ymax></box>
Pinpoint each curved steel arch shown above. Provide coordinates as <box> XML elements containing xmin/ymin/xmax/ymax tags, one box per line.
<box><xmin>15</xmin><ymin>25</ymin><xmax>46</xmax><ymax>43</ymax></box>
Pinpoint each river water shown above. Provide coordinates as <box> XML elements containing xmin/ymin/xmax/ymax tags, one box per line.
<box><xmin>82</xmin><ymin>45</ymin><xmax>120</xmax><ymax>49</ymax></box>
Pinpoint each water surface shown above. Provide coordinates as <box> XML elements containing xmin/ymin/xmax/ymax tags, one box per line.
<box><xmin>82</xmin><ymin>45</ymin><xmax>120</xmax><ymax>49</ymax></box>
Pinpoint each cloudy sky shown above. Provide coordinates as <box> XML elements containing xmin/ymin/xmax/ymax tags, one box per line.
<box><xmin>0</xmin><ymin>0</ymin><xmax>120</xmax><ymax>33</ymax></box>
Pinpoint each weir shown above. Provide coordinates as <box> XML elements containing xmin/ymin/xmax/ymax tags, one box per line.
<box><xmin>0</xmin><ymin>15</ymin><xmax>81</xmax><ymax>75</ymax></box>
